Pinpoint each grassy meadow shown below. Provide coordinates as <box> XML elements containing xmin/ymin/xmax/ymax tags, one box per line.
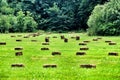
<box><xmin>0</xmin><ymin>33</ymin><xmax>120</xmax><ymax>80</ymax></box>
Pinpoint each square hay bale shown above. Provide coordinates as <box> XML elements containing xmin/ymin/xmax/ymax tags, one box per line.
<box><xmin>97</xmin><ymin>37</ymin><xmax>102</xmax><ymax>40</ymax></box>
<box><xmin>15</xmin><ymin>52</ymin><xmax>23</xmax><ymax>56</ymax></box>
<box><xmin>43</xmin><ymin>64</ymin><xmax>57</xmax><ymax>68</ymax></box>
<box><xmin>83</xmin><ymin>41</ymin><xmax>90</xmax><ymax>43</ymax></box>
<box><xmin>11</xmin><ymin>35</ymin><xmax>16</xmax><ymax>37</ymax></box>
<box><xmin>41</xmin><ymin>48</ymin><xmax>49</xmax><ymax>50</ymax></box>
<box><xmin>53</xmin><ymin>36</ymin><xmax>57</xmax><ymax>38</ymax></box>
<box><xmin>14</xmin><ymin>47</ymin><xmax>23</xmax><ymax>50</ymax></box>
<box><xmin>109</xmin><ymin>42</ymin><xmax>116</xmax><ymax>45</ymax></box>
<box><xmin>80</xmin><ymin>47</ymin><xmax>89</xmax><ymax>50</ymax></box>
<box><xmin>93</xmin><ymin>38</ymin><xmax>98</xmax><ymax>41</ymax></box>
<box><xmin>64</xmin><ymin>38</ymin><xmax>68</xmax><ymax>42</ymax></box>
<box><xmin>31</xmin><ymin>40</ymin><xmax>37</xmax><ymax>42</ymax></box>
<box><xmin>17</xmin><ymin>35</ymin><xmax>22</xmax><ymax>37</ymax></box>
<box><xmin>16</xmin><ymin>39</ymin><xmax>22</xmax><ymax>42</ymax></box>
<box><xmin>61</xmin><ymin>35</ymin><xmax>65</xmax><ymax>39</ymax></box>
<box><xmin>45</xmin><ymin>37</ymin><xmax>49</xmax><ymax>42</ymax></box>
<box><xmin>108</xmin><ymin>52</ymin><xmax>118</xmax><ymax>56</ymax></box>
<box><xmin>52</xmin><ymin>52</ymin><xmax>61</xmax><ymax>55</ymax></box>
<box><xmin>32</xmin><ymin>33</ymin><xmax>37</xmax><ymax>37</ymax></box>
<box><xmin>80</xmin><ymin>64</ymin><xmax>96</xmax><ymax>68</ymax></box>
<box><xmin>23</xmin><ymin>36</ymin><xmax>29</xmax><ymax>38</ymax></box>
<box><xmin>79</xmin><ymin>42</ymin><xmax>87</xmax><ymax>45</ymax></box>
<box><xmin>76</xmin><ymin>36</ymin><xmax>80</xmax><ymax>40</ymax></box>
<box><xmin>76</xmin><ymin>52</ymin><xmax>86</xmax><ymax>55</ymax></box>
<box><xmin>105</xmin><ymin>40</ymin><xmax>112</xmax><ymax>43</ymax></box>
<box><xmin>0</xmin><ymin>42</ymin><xmax>6</xmax><ymax>45</ymax></box>
<box><xmin>47</xmin><ymin>32</ymin><xmax>51</xmax><ymax>35</ymax></box>
<box><xmin>11</xmin><ymin>64</ymin><xmax>24</xmax><ymax>67</ymax></box>
<box><xmin>42</xmin><ymin>42</ymin><xmax>49</xmax><ymax>45</ymax></box>
<box><xmin>71</xmin><ymin>36</ymin><xmax>76</xmax><ymax>39</ymax></box>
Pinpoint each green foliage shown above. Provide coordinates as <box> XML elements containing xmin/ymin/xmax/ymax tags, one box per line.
<box><xmin>88</xmin><ymin>0</ymin><xmax>120</xmax><ymax>36</ymax></box>
<box><xmin>0</xmin><ymin>0</ymin><xmax>107</xmax><ymax>33</ymax></box>
<box><xmin>24</xmin><ymin>12</ymin><xmax>38</xmax><ymax>32</ymax></box>
<box><xmin>0</xmin><ymin>15</ymin><xmax>11</xmax><ymax>33</ymax></box>
<box><xmin>16</xmin><ymin>11</ymin><xmax>38</xmax><ymax>32</ymax></box>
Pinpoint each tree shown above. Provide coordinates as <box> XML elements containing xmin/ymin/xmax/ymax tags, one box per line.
<box><xmin>0</xmin><ymin>15</ymin><xmax>11</xmax><ymax>33</ymax></box>
<box><xmin>16</xmin><ymin>11</ymin><xmax>37</xmax><ymax>32</ymax></box>
<box><xmin>88</xmin><ymin>0</ymin><xmax>120</xmax><ymax>36</ymax></box>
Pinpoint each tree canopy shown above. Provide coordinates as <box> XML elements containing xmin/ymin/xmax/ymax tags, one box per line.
<box><xmin>87</xmin><ymin>0</ymin><xmax>120</xmax><ymax>36</ymax></box>
<box><xmin>0</xmin><ymin>0</ymin><xmax>108</xmax><ymax>33</ymax></box>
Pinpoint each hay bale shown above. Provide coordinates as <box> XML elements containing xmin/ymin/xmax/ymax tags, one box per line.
<box><xmin>83</xmin><ymin>41</ymin><xmax>90</xmax><ymax>43</ymax></box>
<box><xmin>64</xmin><ymin>38</ymin><xmax>68</xmax><ymax>42</ymax></box>
<box><xmin>79</xmin><ymin>42</ymin><xmax>87</xmax><ymax>45</ymax></box>
<box><xmin>53</xmin><ymin>36</ymin><xmax>57</xmax><ymax>38</ymax></box>
<box><xmin>31</xmin><ymin>40</ymin><xmax>37</xmax><ymax>42</ymax></box>
<box><xmin>71</xmin><ymin>36</ymin><xmax>76</xmax><ymax>39</ymax></box>
<box><xmin>14</xmin><ymin>47</ymin><xmax>23</xmax><ymax>50</ymax></box>
<box><xmin>16</xmin><ymin>39</ymin><xmax>22</xmax><ymax>42</ymax></box>
<box><xmin>105</xmin><ymin>40</ymin><xmax>112</xmax><ymax>43</ymax></box>
<box><xmin>43</xmin><ymin>64</ymin><xmax>57</xmax><ymax>68</ymax></box>
<box><xmin>80</xmin><ymin>64</ymin><xmax>96</xmax><ymax>68</ymax></box>
<box><xmin>11</xmin><ymin>64</ymin><xmax>24</xmax><ymax>67</ymax></box>
<box><xmin>0</xmin><ymin>42</ymin><xmax>6</xmax><ymax>45</ymax></box>
<box><xmin>23</xmin><ymin>36</ymin><xmax>29</xmax><ymax>38</ymax></box>
<box><xmin>93</xmin><ymin>38</ymin><xmax>98</xmax><ymax>41</ymax></box>
<box><xmin>61</xmin><ymin>35</ymin><xmax>65</xmax><ymax>39</ymax></box>
<box><xmin>80</xmin><ymin>47</ymin><xmax>89</xmax><ymax>50</ymax></box>
<box><xmin>52</xmin><ymin>52</ymin><xmax>61</xmax><ymax>55</ymax></box>
<box><xmin>17</xmin><ymin>35</ymin><xmax>22</xmax><ymax>37</ymax></box>
<box><xmin>45</xmin><ymin>37</ymin><xmax>49</xmax><ymax>42</ymax></box>
<box><xmin>76</xmin><ymin>52</ymin><xmax>86</xmax><ymax>55</ymax></box>
<box><xmin>11</xmin><ymin>35</ymin><xmax>16</xmax><ymax>37</ymax></box>
<box><xmin>97</xmin><ymin>37</ymin><xmax>102</xmax><ymax>40</ymax></box>
<box><xmin>32</xmin><ymin>34</ymin><xmax>37</xmax><ymax>37</ymax></box>
<box><xmin>42</xmin><ymin>42</ymin><xmax>49</xmax><ymax>45</ymax></box>
<box><xmin>109</xmin><ymin>42</ymin><xmax>116</xmax><ymax>45</ymax></box>
<box><xmin>108</xmin><ymin>52</ymin><xmax>118</xmax><ymax>56</ymax></box>
<box><xmin>41</xmin><ymin>48</ymin><xmax>49</xmax><ymax>50</ymax></box>
<box><xmin>76</xmin><ymin>36</ymin><xmax>80</xmax><ymax>40</ymax></box>
<box><xmin>15</xmin><ymin>52</ymin><xmax>23</xmax><ymax>56</ymax></box>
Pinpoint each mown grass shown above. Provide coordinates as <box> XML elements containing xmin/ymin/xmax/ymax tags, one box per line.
<box><xmin>0</xmin><ymin>33</ymin><xmax>120</xmax><ymax>80</ymax></box>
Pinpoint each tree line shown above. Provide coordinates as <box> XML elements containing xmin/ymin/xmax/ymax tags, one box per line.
<box><xmin>1</xmin><ymin>0</ymin><xmax>114</xmax><ymax>35</ymax></box>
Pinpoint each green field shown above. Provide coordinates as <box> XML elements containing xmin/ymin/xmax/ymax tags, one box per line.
<box><xmin>0</xmin><ymin>33</ymin><xmax>120</xmax><ymax>80</ymax></box>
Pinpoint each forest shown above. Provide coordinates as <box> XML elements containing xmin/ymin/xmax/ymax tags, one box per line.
<box><xmin>0</xmin><ymin>0</ymin><xmax>120</xmax><ymax>36</ymax></box>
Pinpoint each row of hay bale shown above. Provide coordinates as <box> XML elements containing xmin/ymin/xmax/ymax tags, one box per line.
<box><xmin>11</xmin><ymin>63</ymin><xmax>96</xmax><ymax>69</ymax></box>
<box><xmin>14</xmin><ymin>46</ymin><xmax>119</xmax><ymax>56</ymax></box>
